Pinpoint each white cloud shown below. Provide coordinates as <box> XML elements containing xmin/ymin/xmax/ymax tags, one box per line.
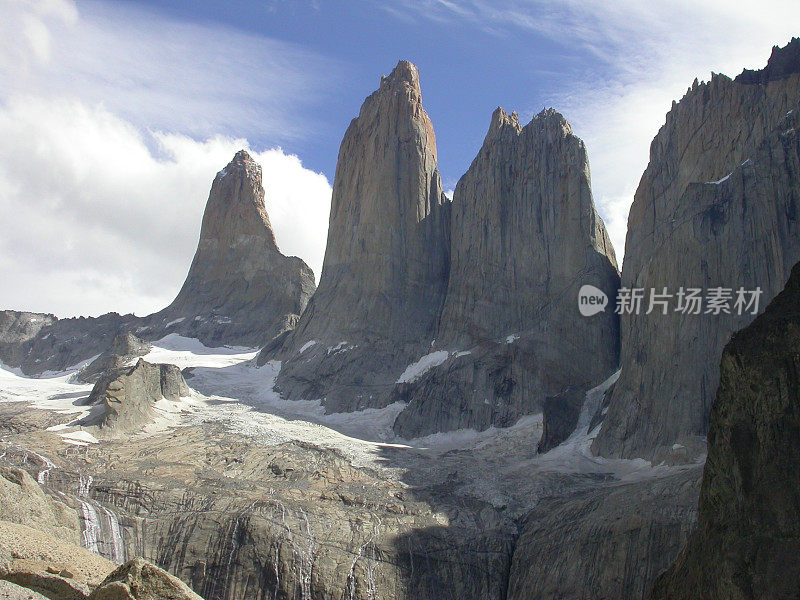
<box><xmin>0</xmin><ymin>96</ymin><xmax>331</xmax><ymax>318</ymax></box>
<box><xmin>0</xmin><ymin>0</ymin><xmax>334</xmax><ymax>318</ymax></box>
<box><xmin>385</xmin><ymin>0</ymin><xmax>800</xmax><ymax>265</ymax></box>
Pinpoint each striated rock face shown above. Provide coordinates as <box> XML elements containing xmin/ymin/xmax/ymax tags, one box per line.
<box><xmin>155</xmin><ymin>150</ymin><xmax>316</xmax><ymax>348</ymax></box>
<box><xmin>273</xmin><ymin>61</ymin><xmax>451</xmax><ymax>412</ymax></box>
<box><xmin>393</xmin><ymin>108</ymin><xmax>619</xmax><ymax>439</ymax></box>
<box><xmin>0</xmin><ymin>311</ymin><xmax>56</xmax><ymax>366</ymax></box>
<box><xmin>594</xmin><ymin>38</ymin><xmax>800</xmax><ymax>461</ymax></box>
<box><xmin>87</xmin><ymin>359</ymin><xmax>190</xmax><ymax>435</ymax></box>
<box><xmin>650</xmin><ymin>261</ymin><xmax>800</xmax><ymax>600</ymax></box>
<box><xmin>508</xmin><ymin>468</ymin><xmax>701</xmax><ymax>600</ymax></box>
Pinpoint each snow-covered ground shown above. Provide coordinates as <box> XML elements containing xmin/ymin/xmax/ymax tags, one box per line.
<box><xmin>0</xmin><ymin>335</ymin><xmax>688</xmax><ymax>481</ymax></box>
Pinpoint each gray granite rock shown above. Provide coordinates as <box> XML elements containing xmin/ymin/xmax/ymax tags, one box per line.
<box><xmin>151</xmin><ymin>150</ymin><xmax>316</xmax><ymax>348</ymax></box>
<box><xmin>272</xmin><ymin>60</ymin><xmax>452</xmax><ymax>412</ymax></box>
<box><xmin>508</xmin><ymin>468</ymin><xmax>702</xmax><ymax>600</ymax></box>
<box><xmin>595</xmin><ymin>38</ymin><xmax>800</xmax><ymax>462</ymax></box>
<box><xmin>393</xmin><ymin>108</ymin><xmax>619</xmax><ymax>439</ymax></box>
<box><xmin>86</xmin><ymin>359</ymin><xmax>190</xmax><ymax>436</ymax></box>
<box><xmin>76</xmin><ymin>334</ymin><xmax>151</xmax><ymax>385</ymax></box>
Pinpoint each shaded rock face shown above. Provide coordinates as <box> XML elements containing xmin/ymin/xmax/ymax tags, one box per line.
<box><xmin>508</xmin><ymin>468</ymin><xmax>701</xmax><ymax>600</ymax></box>
<box><xmin>77</xmin><ymin>334</ymin><xmax>152</xmax><ymax>385</ymax></box>
<box><xmin>393</xmin><ymin>108</ymin><xmax>620</xmax><ymax>439</ymax></box>
<box><xmin>0</xmin><ymin>311</ymin><xmax>56</xmax><ymax>366</ymax></box>
<box><xmin>155</xmin><ymin>150</ymin><xmax>316</xmax><ymax>348</ymax></box>
<box><xmin>273</xmin><ymin>61</ymin><xmax>452</xmax><ymax>412</ymax></box>
<box><xmin>650</xmin><ymin>261</ymin><xmax>800</xmax><ymax>600</ymax></box>
<box><xmin>594</xmin><ymin>38</ymin><xmax>800</xmax><ymax>461</ymax></box>
<box><xmin>87</xmin><ymin>359</ymin><xmax>190</xmax><ymax>435</ymax></box>
<box><xmin>0</xmin><ymin>311</ymin><xmax>133</xmax><ymax>377</ymax></box>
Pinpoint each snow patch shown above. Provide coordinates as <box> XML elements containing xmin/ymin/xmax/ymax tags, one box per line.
<box><xmin>299</xmin><ymin>340</ymin><xmax>317</xmax><ymax>354</ymax></box>
<box><xmin>60</xmin><ymin>430</ymin><xmax>99</xmax><ymax>445</ymax></box>
<box><xmin>505</xmin><ymin>333</ymin><xmax>520</xmax><ymax>344</ymax></box>
<box><xmin>396</xmin><ymin>351</ymin><xmax>450</xmax><ymax>384</ymax></box>
<box><xmin>165</xmin><ymin>317</ymin><xmax>185</xmax><ymax>328</ymax></box>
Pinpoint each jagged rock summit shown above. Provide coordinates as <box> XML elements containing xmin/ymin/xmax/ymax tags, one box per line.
<box><xmin>594</xmin><ymin>37</ymin><xmax>800</xmax><ymax>462</ymax></box>
<box><xmin>271</xmin><ymin>60</ymin><xmax>452</xmax><ymax>412</ymax></box>
<box><xmin>392</xmin><ymin>105</ymin><xmax>620</xmax><ymax>439</ymax></box>
<box><xmin>154</xmin><ymin>150</ymin><xmax>316</xmax><ymax>347</ymax></box>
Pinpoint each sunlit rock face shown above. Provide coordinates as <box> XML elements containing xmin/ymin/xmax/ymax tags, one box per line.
<box><xmin>594</xmin><ymin>37</ymin><xmax>800</xmax><ymax>462</ymax></box>
<box><xmin>157</xmin><ymin>150</ymin><xmax>316</xmax><ymax>348</ymax></box>
<box><xmin>392</xmin><ymin>107</ymin><xmax>619</xmax><ymax>440</ymax></box>
<box><xmin>272</xmin><ymin>60</ymin><xmax>452</xmax><ymax>413</ymax></box>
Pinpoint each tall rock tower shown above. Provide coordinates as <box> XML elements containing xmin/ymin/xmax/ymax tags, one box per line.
<box><xmin>393</xmin><ymin>107</ymin><xmax>620</xmax><ymax>440</ymax></box>
<box><xmin>594</xmin><ymin>38</ymin><xmax>800</xmax><ymax>461</ymax></box>
<box><xmin>156</xmin><ymin>150</ymin><xmax>316</xmax><ymax>347</ymax></box>
<box><xmin>273</xmin><ymin>61</ymin><xmax>451</xmax><ymax>412</ymax></box>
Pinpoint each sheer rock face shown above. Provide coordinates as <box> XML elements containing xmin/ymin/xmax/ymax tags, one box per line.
<box><xmin>594</xmin><ymin>38</ymin><xmax>800</xmax><ymax>461</ymax></box>
<box><xmin>650</xmin><ymin>260</ymin><xmax>800</xmax><ymax>600</ymax></box>
<box><xmin>273</xmin><ymin>61</ymin><xmax>452</xmax><ymax>412</ymax></box>
<box><xmin>155</xmin><ymin>150</ymin><xmax>316</xmax><ymax>348</ymax></box>
<box><xmin>392</xmin><ymin>108</ymin><xmax>620</xmax><ymax>439</ymax></box>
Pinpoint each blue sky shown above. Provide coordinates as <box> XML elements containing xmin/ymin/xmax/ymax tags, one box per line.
<box><xmin>122</xmin><ymin>0</ymin><xmax>605</xmax><ymax>189</ymax></box>
<box><xmin>1</xmin><ymin>0</ymin><xmax>799</xmax><ymax>317</ymax></box>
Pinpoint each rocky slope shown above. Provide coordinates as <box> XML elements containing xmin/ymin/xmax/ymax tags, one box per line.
<box><xmin>152</xmin><ymin>150</ymin><xmax>316</xmax><ymax>348</ymax></box>
<box><xmin>271</xmin><ymin>60</ymin><xmax>452</xmax><ymax>412</ymax></box>
<box><xmin>77</xmin><ymin>334</ymin><xmax>151</xmax><ymax>385</ymax></box>
<box><xmin>509</xmin><ymin>467</ymin><xmax>701</xmax><ymax>600</ymax></box>
<box><xmin>393</xmin><ymin>107</ymin><xmax>619</xmax><ymax>439</ymax></box>
<box><xmin>0</xmin><ymin>311</ymin><xmax>134</xmax><ymax>377</ymax></box>
<box><xmin>650</xmin><ymin>261</ymin><xmax>800</xmax><ymax>600</ymax></box>
<box><xmin>594</xmin><ymin>37</ymin><xmax>800</xmax><ymax>461</ymax></box>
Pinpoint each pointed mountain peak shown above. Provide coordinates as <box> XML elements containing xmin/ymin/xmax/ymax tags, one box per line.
<box><xmin>488</xmin><ymin>107</ymin><xmax>522</xmax><ymax>136</ymax></box>
<box><xmin>218</xmin><ymin>149</ymin><xmax>261</xmax><ymax>180</ymax></box>
<box><xmin>380</xmin><ymin>60</ymin><xmax>420</xmax><ymax>92</ymax></box>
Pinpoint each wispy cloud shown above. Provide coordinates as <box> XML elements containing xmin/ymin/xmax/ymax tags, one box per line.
<box><xmin>0</xmin><ymin>0</ymin><xmax>333</xmax><ymax>317</ymax></box>
<box><xmin>1</xmin><ymin>0</ymin><xmax>340</xmax><ymax>142</ymax></box>
<box><xmin>382</xmin><ymin>0</ymin><xmax>800</xmax><ymax>263</ymax></box>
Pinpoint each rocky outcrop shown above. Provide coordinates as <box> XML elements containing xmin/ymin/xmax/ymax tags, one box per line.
<box><xmin>0</xmin><ymin>467</ymin><xmax>80</xmax><ymax>544</ymax></box>
<box><xmin>152</xmin><ymin>150</ymin><xmax>316</xmax><ymax>348</ymax></box>
<box><xmin>87</xmin><ymin>359</ymin><xmax>190</xmax><ymax>435</ymax></box>
<box><xmin>77</xmin><ymin>334</ymin><xmax>151</xmax><ymax>385</ymax></box>
<box><xmin>272</xmin><ymin>61</ymin><xmax>452</xmax><ymax>412</ymax></box>
<box><xmin>508</xmin><ymin>468</ymin><xmax>701</xmax><ymax>600</ymax></box>
<box><xmin>393</xmin><ymin>108</ymin><xmax>619</xmax><ymax>439</ymax></box>
<box><xmin>594</xmin><ymin>38</ymin><xmax>800</xmax><ymax>461</ymax></box>
<box><xmin>89</xmin><ymin>558</ymin><xmax>202</xmax><ymax>600</ymax></box>
<box><xmin>650</xmin><ymin>261</ymin><xmax>800</xmax><ymax>600</ymax></box>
